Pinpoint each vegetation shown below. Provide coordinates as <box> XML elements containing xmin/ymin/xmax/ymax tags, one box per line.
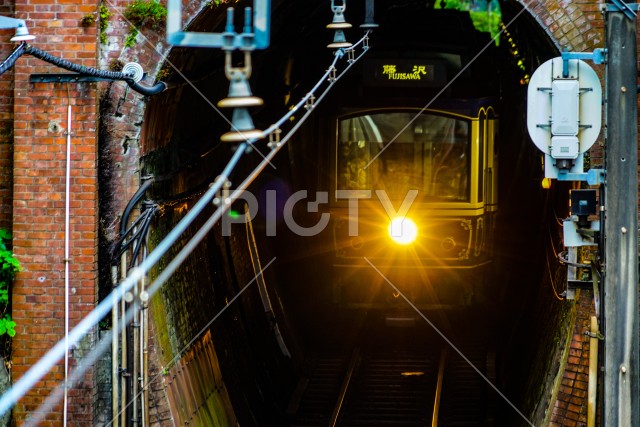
<box><xmin>0</xmin><ymin>230</ymin><xmax>19</xmax><ymax>342</ymax></box>
<box><xmin>123</xmin><ymin>0</ymin><xmax>167</xmax><ymax>48</ymax></box>
<box><xmin>435</xmin><ymin>0</ymin><xmax>502</xmax><ymax>45</ymax></box>
<box><xmin>124</xmin><ymin>0</ymin><xmax>167</xmax><ymax>29</ymax></box>
<box><xmin>81</xmin><ymin>14</ymin><xmax>96</xmax><ymax>27</ymax></box>
<box><xmin>99</xmin><ymin>2</ymin><xmax>111</xmax><ymax>45</ymax></box>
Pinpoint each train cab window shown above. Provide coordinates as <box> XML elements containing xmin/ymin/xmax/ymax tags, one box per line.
<box><xmin>337</xmin><ymin>111</ymin><xmax>470</xmax><ymax>202</ymax></box>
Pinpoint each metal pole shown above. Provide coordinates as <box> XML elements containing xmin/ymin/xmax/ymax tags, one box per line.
<box><xmin>603</xmin><ymin>4</ymin><xmax>639</xmax><ymax>426</ymax></box>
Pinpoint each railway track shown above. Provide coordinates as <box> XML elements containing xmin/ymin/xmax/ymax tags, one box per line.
<box><xmin>288</xmin><ymin>342</ymin><xmax>492</xmax><ymax>427</ymax></box>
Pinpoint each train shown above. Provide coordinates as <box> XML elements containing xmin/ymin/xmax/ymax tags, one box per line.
<box><xmin>278</xmin><ymin>8</ymin><xmax>502</xmax><ymax>310</ymax></box>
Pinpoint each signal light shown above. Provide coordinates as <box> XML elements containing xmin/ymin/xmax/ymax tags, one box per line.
<box><xmin>388</xmin><ymin>217</ymin><xmax>418</xmax><ymax>245</ymax></box>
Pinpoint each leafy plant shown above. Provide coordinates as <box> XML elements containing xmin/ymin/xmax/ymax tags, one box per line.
<box><xmin>123</xmin><ymin>0</ymin><xmax>167</xmax><ymax>48</ymax></box>
<box><xmin>124</xmin><ymin>29</ymin><xmax>139</xmax><ymax>48</ymax></box>
<box><xmin>0</xmin><ymin>230</ymin><xmax>19</xmax><ymax>339</ymax></box>
<box><xmin>99</xmin><ymin>2</ymin><xmax>111</xmax><ymax>45</ymax></box>
<box><xmin>81</xmin><ymin>14</ymin><xmax>96</xmax><ymax>27</ymax></box>
<box><xmin>0</xmin><ymin>316</ymin><xmax>15</xmax><ymax>338</ymax></box>
<box><xmin>124</xmin><ymin>0</ymin><xmax>167</xmax><ymax>29</ymax></box>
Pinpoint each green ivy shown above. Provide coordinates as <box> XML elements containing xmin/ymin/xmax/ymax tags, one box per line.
<box><xmin>99</xmin><ymin>2</ymin><xmax>111</xmax><ymax>45</ymax></box>
<box><xmin>124</xmin><ymin>29</ymin><xmax>139</xmax><ymax>48</ymax></box>
<box><xmin>0</xmin><ymin>316</ymin><xmax>15</xmax><ymax>338</ymax></box>
<box><xmin>0</xmin><ymin>230</ymin><xmax>19</xmax><ymax>339</ymax></box>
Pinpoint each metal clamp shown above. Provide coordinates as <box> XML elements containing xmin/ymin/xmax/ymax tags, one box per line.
<box><xmin>585</xmin><ymin>330</ymin><xmax>604</xmax><ymax>340</ymax></box>
<box><xmin>167</xmin><ymin>0</ymin><xmax>270</xmax><ymax>49</ymax></box>
<box><xmin>605</xmin><ymin>0</ymin><xmax>639</xmax><ymax>19</ymax></box>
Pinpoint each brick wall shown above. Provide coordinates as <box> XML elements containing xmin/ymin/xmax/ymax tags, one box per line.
<box><xmin>0</xmin><ymin>0</ymin><xmax>624</xmax><ymax>424</ymax></box>
<box><xmin>0</xmin><ymin>0</ymin><xmax>15</xmax><ymax>231</ymax></box>
<box><xmin>10</xmin><ymin>0</ymin><xmax>99</xmax><ymax>425</ymax></box>
<box><xmin>549</xmin><ymin>290</ymin><xmax>595</xmax><ymax>427</ymax></box>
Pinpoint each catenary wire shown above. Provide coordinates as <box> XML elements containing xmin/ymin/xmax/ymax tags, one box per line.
<box><xmin>106</xmin><ymin>44</ymin><xmax>368</xmax><ymax>424</ymax></box>
<box><xmin>0</xmin><ymin>32</ymin><xmax>369</xmax><ymax>417</ymax></box>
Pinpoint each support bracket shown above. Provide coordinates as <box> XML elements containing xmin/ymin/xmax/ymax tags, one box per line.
<box><xmin>167</xmin><ymin>0</ymin><xmax>270</xmax><ymax>49</ymax></box>
<box><xmin>556</xmin><ymin>168</ymin><xmax>606</xmax><ymax>186</ymax></box>
<box><xmin>605</xmin><ymin>1</ymin><xmax>639</xmax><ymax>19</ymax></box>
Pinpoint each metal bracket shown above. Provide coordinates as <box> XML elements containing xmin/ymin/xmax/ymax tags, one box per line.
<box><xmin>557</xmin><ymin>168</ymin><xmax>606</xmax><ymax>186</ymax></box>
<box><xmin>561</xmin><ymin>49</ymin><xmax>607</xmax><ymax>77</ymax></box>
<box><xmin>605</xmin><ymin>1</ymin><xmax>639</xmax><ymax>19</ymax></box>
<box><xmin>167</xmin><ymin>0</ymin><xmax>270</xmax><ymax>49</ymax></box>
<box><xmin>30</xmin><ymin>73</ymin><xmax>115</xmax><ymax>83</ymax></box>
<box><xmin>304</xmin><ymin>94</ymin><xmax>316</xmax><ymax>111</ymax></box>
<box><xmin>268</xmin><ymin>127</ymin><xmax>281</xmax><ymax>148</ymax></box>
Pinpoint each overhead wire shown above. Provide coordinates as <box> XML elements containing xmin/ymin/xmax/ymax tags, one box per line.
<box><xmin>108</xmin><ymin>43</ymin><xmax>369</xmax><ymax>422</ymax></box>
<box><xmin>0</xmin><ymin>30</ymin><xmax>370</xmax><ymax>418</ymax></box>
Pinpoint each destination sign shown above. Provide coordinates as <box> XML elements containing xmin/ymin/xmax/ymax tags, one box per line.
<box><xmin>363</xmin><ymin>59</ymin><xmax>447</xmax><ymax>88</ymax></box>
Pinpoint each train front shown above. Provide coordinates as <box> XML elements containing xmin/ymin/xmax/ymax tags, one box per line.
<box><xmin>330</xmin><ymin>101</ymin><xmax>499</xmax><ymax>310</ymax></box>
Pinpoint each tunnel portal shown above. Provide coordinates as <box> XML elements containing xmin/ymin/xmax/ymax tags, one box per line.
<box><xmin>125</xmin><ymin>1</ymin><xmax>580</xmax><ymax>426</ymax></box>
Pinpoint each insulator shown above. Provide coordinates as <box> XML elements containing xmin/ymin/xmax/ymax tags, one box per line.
<box><xmin>328</xmin><ymin>29</ymin><xmax>352</xmax><ymax>49</ymax></box>
<box><xmin>220</xmin><ymin>107</ymin><xmax>264</xmax><ymax>143</ymax></box>
<box><xmin>218</xmin><ymin>70</ymin><xmax>263</xmax><ymax>108</ymax></box>
<box><xmin>11</xmin><ymin>24</ymin><xmax>35</xmax><ymax>42</ymax></box>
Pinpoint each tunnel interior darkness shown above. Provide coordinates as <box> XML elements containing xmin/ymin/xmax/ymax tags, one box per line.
<box><xmin>135</xmin><ymin>1</ymin><xmax>577</xmax><ymax>425</ymax></box>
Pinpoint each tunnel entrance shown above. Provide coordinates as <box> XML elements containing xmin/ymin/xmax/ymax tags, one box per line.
<box><xmin>137</xmin><ymin>1</ymin><xmax>569</xmax><ymax>425</ymax></box>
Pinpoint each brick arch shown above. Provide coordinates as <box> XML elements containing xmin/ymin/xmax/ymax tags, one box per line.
<box><xmin>94</xmin><ymin>1</ymin><xmax>607</xmax><ymax>426</ymax></box>
<box><xmin>517</xmin><ymin>0</ymin><xmax>604</xmax><ymax>51</ymax></box>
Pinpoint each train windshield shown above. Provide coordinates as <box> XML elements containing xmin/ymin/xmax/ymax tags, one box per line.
<box><xmin>337</xmin><ymin>111</ymin><xmax>470</xmax><ymax>202</ymax></box>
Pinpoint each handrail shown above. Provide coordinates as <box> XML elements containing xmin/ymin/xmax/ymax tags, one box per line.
<box><xmin>329</xmin><ymin>348</ymin><xmax>361</xmax><ymax>427</ymax></box>
<box><xmin>431</xmin><ymin>348</ymin><xmax>448</xmax><ymax>427</ymax></box>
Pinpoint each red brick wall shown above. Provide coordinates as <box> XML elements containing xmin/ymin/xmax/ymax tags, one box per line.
<box><xmin>550</xmin><ymin>290</ymin><xmax>595</xmax><ymax>427</ymax></box>
<box><xmin>0</xmin><ymin>0</ymin><xmax>621</xmax><ymax>424</ymax></box>
<box><xmin>0</xmin><ymin>0</ymin><xmax>16</xmax><ymax>231</ymax></box>
<box><xmin>10</xmin><ymin>0</ymin><xmax>99</xmax><ymax>425</ymax></box>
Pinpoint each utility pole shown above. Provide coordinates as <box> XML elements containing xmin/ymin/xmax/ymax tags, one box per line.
<box><xmin>603</xmin><ymin>2</ymin><xmax>639</xmax><ymax>425</ymax></box>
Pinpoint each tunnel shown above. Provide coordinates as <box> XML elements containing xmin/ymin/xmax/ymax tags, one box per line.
<box><xmin>106</xmin><ymin>1</ymin><xmax>590</xmax><ymax>426</ymax></box>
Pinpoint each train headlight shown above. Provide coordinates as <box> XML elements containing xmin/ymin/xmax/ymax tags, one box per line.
<box><xmin>388</xmin><ymin>217</ymin><xmax>418</xmax><ymax>245</ymax></box>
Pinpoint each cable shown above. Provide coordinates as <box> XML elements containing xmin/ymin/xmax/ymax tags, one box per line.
<box><xmin>0</xmin><ymin>43</ymin><xmax>26</xmax><ymax>75</ymax></box>
<box><xmin>22</xmin><ymin>43</ymin><xmax>166</xmax><ymax>96</ymax></box>
<box><xmin>0</xmin><ymin>31</ymin><xmax>371</xmax><ymax>418</ymax></box>
<box><xmin>120</xmin><ymin>178</ymin><xmax>155</xmax><ymax>236</ymax></box>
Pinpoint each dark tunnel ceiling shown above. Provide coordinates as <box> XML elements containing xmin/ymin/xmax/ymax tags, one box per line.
<box><xmin>144</xmin><ymin>0</ymin><xmax>559</xmax><ymax>179</ymax></box>
<box><xmin>160</xmin><ymin>0</ymin><xmax>558</xmax><ymax>85</ymax></box>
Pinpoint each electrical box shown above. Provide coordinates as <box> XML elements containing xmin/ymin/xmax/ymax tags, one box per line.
<box><xmin>551</xmin><ymin>135</ymin><xmax>579</xmax><ymax>159</ymax></box>
<box><xmin>551</xmin><ymin>79</ymin><xmax>579</xmax><ymax>135</ymax></box>
<box><xmin>570</xmin><ymin>189</ymin><xmax>597</xmax><ymax>217</ymax></box>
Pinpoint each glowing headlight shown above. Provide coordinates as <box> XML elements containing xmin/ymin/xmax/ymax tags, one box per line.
<box><xmin>388</xmin><ymin>217</ymin><xmax>418</xmax><ymax>245</ymax></box>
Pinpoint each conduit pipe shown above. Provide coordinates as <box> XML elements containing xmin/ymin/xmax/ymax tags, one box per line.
<box><xmin>141</xmin><ymin>245</ymin><xmax>150</xmax><ymax>427</ymax></box>
<box><xmin>120</xmin><ymin>252</ymin><xmax>127</xmax><ymax>427</ymax></box>
<box><xmin>587</xmin><ymin>316</ymin><xmax>599</xmax><ymax>427</ymax></box>
<box><xmin>63</xmin><ymin>101</ymin><xmax>72</xmax><ymax>427</ymax></box>
<box><xmin>110</xmin><ymin>265</ymin><xmax>119</xmax><ymax>427</ymax></box>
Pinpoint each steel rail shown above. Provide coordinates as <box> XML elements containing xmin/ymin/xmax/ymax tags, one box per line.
<box><xmin>431</xmin><ymin>347</ymin><xmax>448</xmax><ymax>426</ymax></box>
<box><xmin>328</xmin><ymin>348</ymin><xmax>361</xmax><ymax>427</ymax></box>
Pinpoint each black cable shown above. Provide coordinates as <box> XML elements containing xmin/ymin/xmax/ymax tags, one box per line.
<box><xmin>0</xmin><ymin>43</ymin><xmax>26</xmax><ymax>75</ymax></box>
<box><xmin>128</xmin><ymin>204</ymin><xmax>158</xmax><ymax>270</ymax></box>
<box><xmin>127</xmin><ymin>80</ymin><xmax>166</xmax><ymax>96</ymax></box>
<box><xmin>120</xmin><ymin>178</ymin><xmax>155</xmax><ymax>236</ymax></box>
<box><xmin>22</xmin><ymin>43</ymin><xmax>166</xmax><ymax>96</ymax></box>
<box><xmin>111</xmin><ymin>213</ymin><xmax>149</xmax><ymax>261</ymax></box>
<box><xmin>25</xmin><ymin>44</ymin><xmax>133</xmax><ymax>80</ymax></box>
